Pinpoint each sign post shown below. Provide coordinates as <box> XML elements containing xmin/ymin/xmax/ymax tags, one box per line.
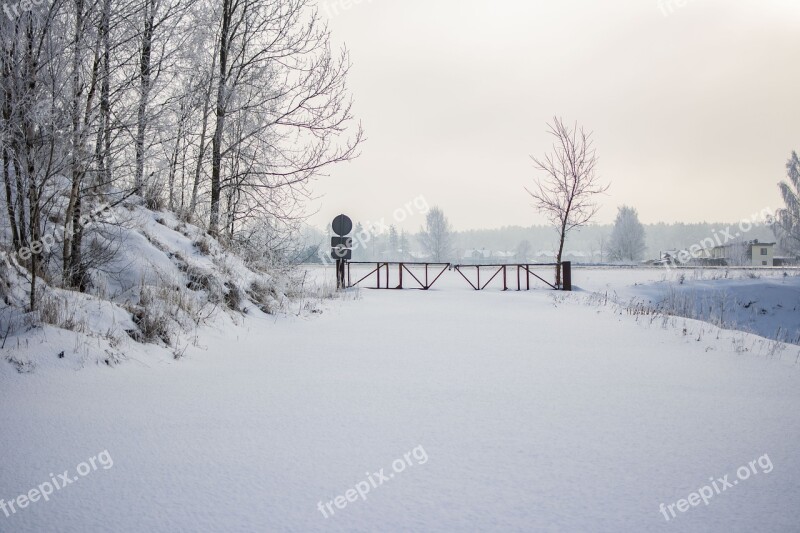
<box><xmin>331</xmin><ymin>214</ymin><xmax>353</xmax><ymax>289</ymax></box>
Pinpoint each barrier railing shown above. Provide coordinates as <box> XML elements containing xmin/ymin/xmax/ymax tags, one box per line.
<box><xmin>452</xmin><ymin>263</ymin><xmax>566</xmax><ymax>291</ymax></box>
<box><xmin>344</xmin><ymin>261</ymin><xmax>572</xmax><ymax>291</ymax></box>
<box><xmin>346</xmin><ymin>262</ymin><xmax>451</xmax><ymax>290</ymax></box>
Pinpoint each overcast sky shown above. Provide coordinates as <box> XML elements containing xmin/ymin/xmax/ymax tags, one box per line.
<box><xmin>308</xmin><ymin>0</ymin><xmax>800</xmax><ymax>232</ymax></box>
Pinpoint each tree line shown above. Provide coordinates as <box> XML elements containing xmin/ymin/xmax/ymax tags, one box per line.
<box><xmin>1</xmin><ymin>0</ymin><xmax>362</xmax><ymax>309</ymax></box>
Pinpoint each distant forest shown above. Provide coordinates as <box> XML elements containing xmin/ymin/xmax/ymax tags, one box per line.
<box><xmin>303</xmin><ymin>222</ymin><xmax>781</xmax><ymax>263</ymax></box>
<box><xmin>455</xmin><ymin>223</ymin><xmax>779</xmax><ymax>261</ymax></box>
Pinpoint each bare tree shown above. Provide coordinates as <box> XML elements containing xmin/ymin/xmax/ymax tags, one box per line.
<box><xmin>774</xmin><ymin>151</ymin><xmax>800</xmax><ymax>256</ymax></box>
<box><xmin>419</xmin><ymin>206</ymin><xmax>453</xmax><ymax>262</ymax></box>
<box><xmin>0</xmin><ymin>0</ymin><xmax>362</xmax><ymax>311</ymax></box>
<box><xmin>133</xmin><ymin>0</ymin><xmax>197</xmax><ymax>203</ymax></box>
<box><xmin>208</xmin><ymin>0</ymin><xmax>363</xmax><ymax>237</ymax></box>
<box><xmin>2</xmin><ymin>3</ymin><xmax>70</xmax><ymax>308</ymax></box>
<box><xmin>527</xmin><ymin>117</ymin><xmax>608</xmax><ymax>287</ymax></box>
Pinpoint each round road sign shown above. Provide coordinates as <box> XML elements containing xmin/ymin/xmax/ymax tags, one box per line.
<box><xmin>332</xmin><ymin>214</ymin><xmax>353</xmax><ymax>236</ymax></box>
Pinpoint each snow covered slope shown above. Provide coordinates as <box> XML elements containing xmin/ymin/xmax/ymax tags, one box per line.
<box><xmin>0</xmin><ymin>203</ymin><xmax>299</xmax><ymax>373</ymax></box>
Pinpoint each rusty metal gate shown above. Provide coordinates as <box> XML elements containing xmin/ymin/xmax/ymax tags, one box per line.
<box><xmin>345</xmin><ymin>262</ymin><xmax>572</xmax><ymax>291</ymax></box>
<box><xmin>453</xmin><ymin>263</ymin><xmax>562</xmax><ymax>291</ymax></box>
<box><xmin>347</xmin><ymin>262</ymin><xmax>450</xmax><ymax>290</ymax></box>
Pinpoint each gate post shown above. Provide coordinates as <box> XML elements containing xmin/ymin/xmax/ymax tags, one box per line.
<box><xmin>562</xmin><ymin>261</ymin><xmax>572</xmax><ymax>291</ymax></box>
<box><xmin>336</xmin><ymin>259</ymin><xmax>346</xmax><ymax>289</ymax></box>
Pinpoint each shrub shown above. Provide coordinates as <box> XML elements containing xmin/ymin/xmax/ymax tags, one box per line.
<box><xmin>37</xmin><ymin>291</ymin><xmax>83</xmax><ymax>332</ymax></box>
<box><xmin>247</xmin><ymin>279</ymin><xmax>277</xmax><ymax>314</ymax></box>
<box><xmin>224</xmin><ymin>282</ymin><xmax>243</xmax><ymax>311</ymax></box>
<box><xmin>194</xmin><ymin>237</ymin><xmax>212</xmax><ymax>256</ymax></box>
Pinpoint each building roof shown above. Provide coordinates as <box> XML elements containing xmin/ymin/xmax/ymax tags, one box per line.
<box><xmin>712</xmin><ymin>240</ymin><xmax>775</xmax><ymax>251</ymax></box>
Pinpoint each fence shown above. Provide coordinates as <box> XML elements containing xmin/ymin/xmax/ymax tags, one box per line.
<box><xmin>346</xmin><ymin>262</ymin><xmax>572</xmax><ymax>291</ymax></box>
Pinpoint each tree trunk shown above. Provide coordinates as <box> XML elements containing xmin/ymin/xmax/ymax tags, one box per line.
<box><xmin>167</xmin><ymin>102</ymin><xmax>185</xmax><ymax>212</ymax></box>
<box><xmin>2</xmin><ymin>147</ymin><xmax>21</xmax><ymax>252</ymax></box>
<box><xmin>135</xmin><ymin>0</ymin><xmax>154</xmax><ymax>196</ymax></box>
<box><xmin>63</xmin><ymin>0</ymin><xmax>85</xmax><ymax>284</ymax></box>
<box><xmin>555</xmin><ymin>220</ymin><xmax>567</xmax><ymax>288</ymax></box>
<box><xmin>188</xmin><ymin>52</ymin><xmax>216</xmax><ymax>221</ymax></box>
<box><xmin>26</xmin><ymin>126</ymin><xmax>41</xmax><ymax>311</ymax></box>
<box><xmin>210</xmin><ymin>0</ymin><xmax>231</xmax><ymax>236</ymax></box>
<box><xmin>95</xmin><ymin>0</ymin><xmax>112</xmax><ymax>190</ymax></box>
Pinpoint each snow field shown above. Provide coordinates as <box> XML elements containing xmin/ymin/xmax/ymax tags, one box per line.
<box><xmin>2</xmin><ymin>270</ymin><xmax>799</xmax><ymax>532</ymax></box>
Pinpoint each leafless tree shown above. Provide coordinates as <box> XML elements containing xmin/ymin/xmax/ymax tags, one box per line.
<box><xmin>0</xmin><ymin>0</ymin><xmax>362</xmax><ymax>311</ymax></box>
<box><xmin>1</xmin><ymin>3</ymin><xmax>70</xmax><ymax>308</ymax></box>
<box><xmin>774</xmin><ymin>151</ymin><xmax>800</xmax><ymax>256</ymax></box>
<box><xmin>528</xmin><ymin>117</ymin><xmax>609</xmax><ymax>287</ymax></box>
<box><xmin>419</xmin><ymin>206</ymin><xmax>453</xmax><ymax>262</ymax></box>
<box><xmin>208</xmin><ymin>0</ymin><xmax>363</xmax><ymax>237</ymax></box>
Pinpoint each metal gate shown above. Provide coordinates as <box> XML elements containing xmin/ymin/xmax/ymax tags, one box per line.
<box><xmin>345</xmin><ymin>262</ymin><xmax>572</xmax><ymax>291</ymax></box>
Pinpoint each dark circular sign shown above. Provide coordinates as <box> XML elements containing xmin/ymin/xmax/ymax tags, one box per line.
<box><xmin>332</xmin><ymin>214</ymin><xmax>353</xmax><ymax>237</ymax></box>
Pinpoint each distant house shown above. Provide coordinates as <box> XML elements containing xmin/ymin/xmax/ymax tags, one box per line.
<box><xmin>710</xmin><ymin>240</ymin><xmax>775</xmax><ymax>267</ymax></box>
<box><xmin>535</xmin><ymin>250</ymin><xmax>556</xmax><ymax>263</ymax></box>
<box><xmin>463</xmin><ymin>249</ymin><xmax>492</xmax><ymax>264</ymax></box>
<box><xmin>493</xmin><ymin>251</ymin><xmax>517</xmax><ymax>262</ymax></box>
<box><xmin>562</xmin><ymin>250</ymin><xmax>590</xmax><ymax>262</ymax></box>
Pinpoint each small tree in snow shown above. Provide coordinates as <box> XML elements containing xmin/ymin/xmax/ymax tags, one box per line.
<box><xmin>774</xmin><ymin>151</ymin><xmax>800</xmax><ymax>256</ymax></box>
<box><xmin>419</xmin><ymin>207</ymin><xmax>453</xmax><ymax>262</ymax></box>
<box><xmin>528</xmin><ymin>117</ymin><xmax>608</xmax><ymax>286</ymax></box>
<box><xmin>608</xmin><ymin>206</ymin><xmax>647</xmax><ymax>262</ymax></box>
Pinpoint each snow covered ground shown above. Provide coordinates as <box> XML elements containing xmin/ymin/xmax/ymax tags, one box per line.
<box><xmin>571</xmin><ymin>266</ymin><xmax>800</xmax><ymax>346</ymax></box>
<box><xmin>1</xmin><ymin>267</ymin><xmax>799</xmax><ymax>532</ymax></box>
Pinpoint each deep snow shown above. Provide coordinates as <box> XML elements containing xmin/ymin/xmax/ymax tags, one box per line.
<box><xmin>1</xmin><ymin>267</ymin><xmax>799</xmax><ymax>532</ymax></box>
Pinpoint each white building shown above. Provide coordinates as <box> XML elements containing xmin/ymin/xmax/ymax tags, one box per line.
<box><xmin>710</xmin><ymin>240</ymin><xmax>775</xmax><ymax>267</ymax></box>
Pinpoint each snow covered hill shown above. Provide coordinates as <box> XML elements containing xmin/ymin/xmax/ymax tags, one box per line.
<box><xmin>0</xmin><ymin>202</ymin><xmax>331</xmax><ymax>375</ymax></box>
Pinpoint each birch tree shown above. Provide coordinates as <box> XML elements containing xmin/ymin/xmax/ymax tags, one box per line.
<box><xmin>208</xmin><ymin>0</ymin><xmax>363</xmax><ymax>237</ymax></box>
<box><xmin>0</xmin><ymin>0</ymin><xmax>363</xmax><ymax>309</ymax></box>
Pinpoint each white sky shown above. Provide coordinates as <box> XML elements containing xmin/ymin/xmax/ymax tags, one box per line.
<box><xmin>308</xmin><ymin>0</ymin><xmax>800</xmax><ymax>232</ymax></box>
